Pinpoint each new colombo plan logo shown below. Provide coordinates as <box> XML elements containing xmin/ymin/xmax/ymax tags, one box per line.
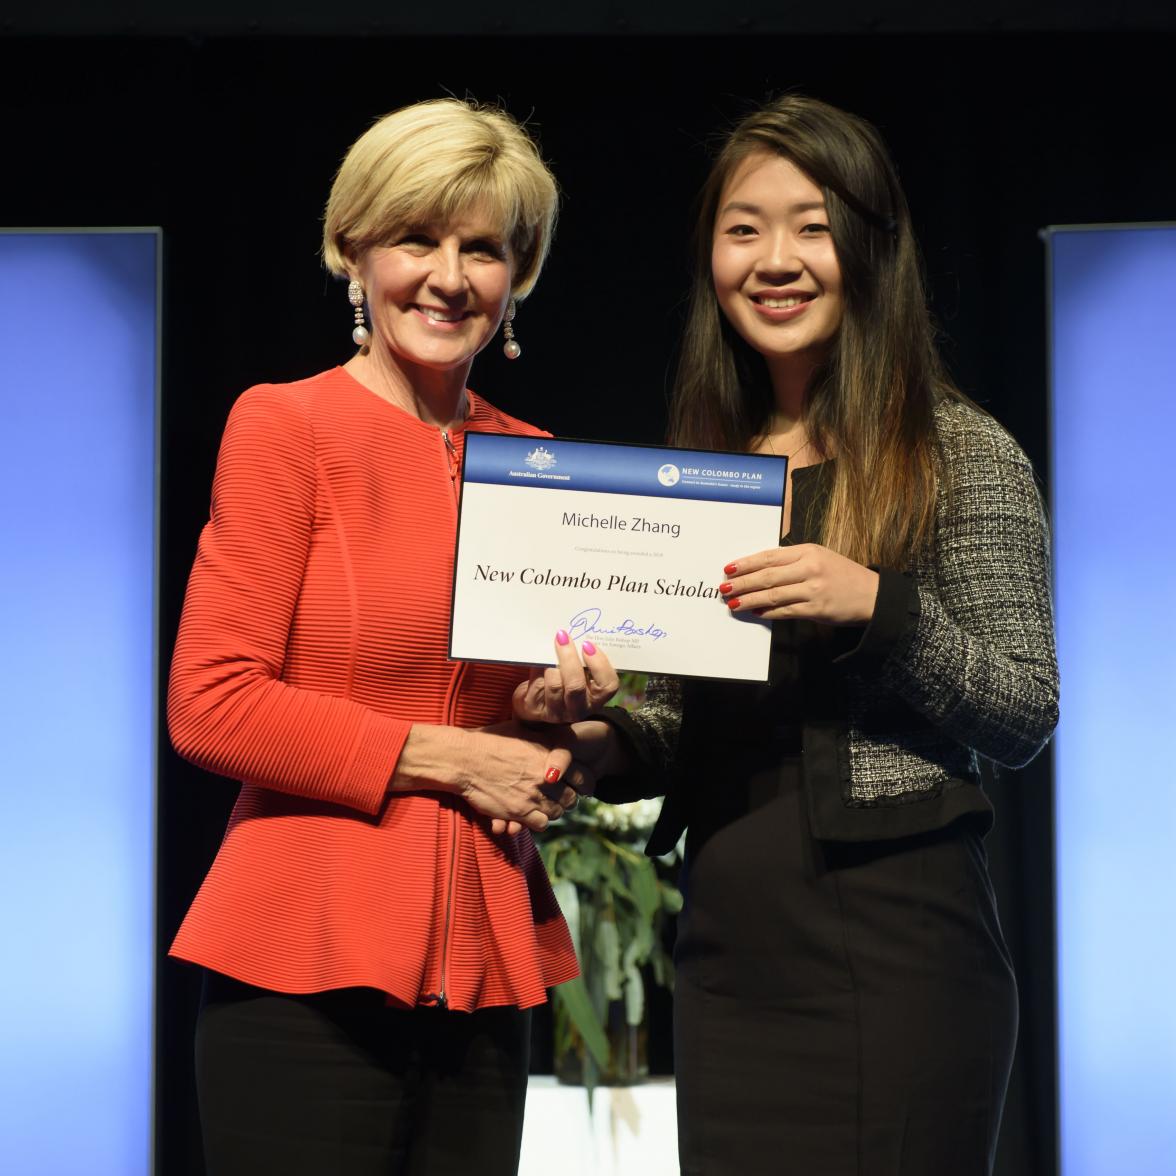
<box><xmin>657</xmin><ymin>463</ymin><xmax>681</xmax><ymax>487</ymax></box>
<box><xmin>524</xmin><ymin>446</ymin><xmax>557</xmax><ymax>471</ymax></box>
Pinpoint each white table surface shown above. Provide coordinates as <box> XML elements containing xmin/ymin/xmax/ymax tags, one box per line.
<box><xmin>519</xmin><ymin>1076</ymin><xmax>679</xmax><ymax>1176</ymax></box>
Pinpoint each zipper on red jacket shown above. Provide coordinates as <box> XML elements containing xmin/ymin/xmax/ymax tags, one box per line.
<box><xmin>441</xmin><ymin>429</ymin><xmax>459</xmax><ymax>484</ymax></box>
<box><xmin>435</xmin><ymin>427</ymin><xmax>466</xmax><ymax>1010</ymax></box>
<box><xmin>435</xmin><ymin>810</ymin><xmax>460</xmax><ymax>1009</ymax></box>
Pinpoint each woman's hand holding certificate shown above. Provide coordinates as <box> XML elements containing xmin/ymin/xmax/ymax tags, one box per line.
<box><xmin>719</xmin><ymin>543</ymin><xmax>880</xmax><ymax>625</ymax></box>
<box><xmin>512</xmin><ymin>628</ymin><xmax>620</xmax><ymax>723</ymax></box>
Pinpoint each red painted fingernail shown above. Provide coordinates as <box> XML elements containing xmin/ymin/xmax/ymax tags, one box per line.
<box><xmin>582</xmin><ymin>640</ymin><xmax>597</xmax><ymax>656</ymax></box>
<box><xmin>555</xmin><ymin>629</ymin><xmax>570</xmax><ymax>646</ymax></box>
<box><xmin>545</xmin><ymin>767</ymin><xmax>562</xmax><ymax>784</ymax></box>
<box><xmin>719</xmin><ymin>582</ymin><xmax>732</xmax><ymax>595</ymax></box>
<box><xmin>726</xmin><ymin>597</ymin><xmax>741</xmax><ymax>610</ymax></box>
<box><xmin>724</xmin><ymin>562</ymin><xmax>738</xmax><ymax>575</ymax></box>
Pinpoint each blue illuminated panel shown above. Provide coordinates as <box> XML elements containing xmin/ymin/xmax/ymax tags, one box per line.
<box><xmin>1049</xmin><ymin>225</ymin><xmax>1176</xmax><ymax>1176</ymax></box>
<box><xmin>0</xmin><ymin>232</ymin><xmax>157</xmax><ymax>1175</ymax></box>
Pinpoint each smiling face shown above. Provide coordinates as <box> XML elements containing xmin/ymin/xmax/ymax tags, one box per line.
<box><xmin>351</xmin><ymin>205</ymin><xmax>514</xmax><ymax>379</ymax></box>
<box><xmin>711</xmin><ymin>151</ymin><xmax>845</xmax><ymax>377</ymax></box>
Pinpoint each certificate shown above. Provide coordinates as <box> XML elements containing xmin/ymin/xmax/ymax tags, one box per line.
<box><xmin>449</xmin><ymin>434</ymin><xmax>787</xmax><ymax>681</ymax></box>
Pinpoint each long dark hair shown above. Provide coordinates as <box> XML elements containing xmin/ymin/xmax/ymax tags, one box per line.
<box><xmin>670</xmin><ymin>95</ymin><xmax>962</xmax><ymax>566</ymax></box>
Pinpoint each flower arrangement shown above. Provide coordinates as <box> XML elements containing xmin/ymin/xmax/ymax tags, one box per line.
<box><xmin>537</xmin><ymin>673</ymin><xmax>682</xmax><ymax>1089</ymax></box>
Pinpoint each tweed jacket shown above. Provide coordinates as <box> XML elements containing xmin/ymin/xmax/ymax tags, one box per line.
<box><xmin>602</xmin><ymin>399</ymin><xmax>1059</xmax><ymax>846</ymax></box>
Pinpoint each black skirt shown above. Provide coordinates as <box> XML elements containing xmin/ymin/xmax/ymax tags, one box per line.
<box><xmin>672</xmin><ymin>749</ymin><xmax>1018</xmax><ymax>1176</ymax></box>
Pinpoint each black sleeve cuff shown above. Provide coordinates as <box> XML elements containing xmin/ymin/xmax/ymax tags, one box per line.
<box><xmin>832</xmin><ymin>566</ymin><xmax>920</xmax><ymax>671</ymax></box>
<box><xmin>590</xmin><ymin>707</ymin><xmax>666</xmax><ymax>805</ymax></box>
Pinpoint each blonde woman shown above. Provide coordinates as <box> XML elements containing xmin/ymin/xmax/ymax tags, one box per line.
<box><xmin>168</xmin><ymin>99</ymin><xmax>615</xmax><ymax>1176</ymax></box>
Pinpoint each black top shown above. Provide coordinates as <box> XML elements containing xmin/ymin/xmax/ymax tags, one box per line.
<box><xmin>600</xmin><ymin>456</ymin><xmax>1003</xmax><ymax>851</ymax></box>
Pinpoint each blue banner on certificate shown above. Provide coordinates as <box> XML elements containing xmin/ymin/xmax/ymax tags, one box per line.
<box><xmin>449</xmin><ymin>434</ymin><xmax>787</xmax><ymax>681</ymax></box>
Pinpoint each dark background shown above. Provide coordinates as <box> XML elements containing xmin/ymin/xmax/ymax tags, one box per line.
<box><xmin>2</xmin><ymin>8</ymin><xmax>1172</xmax><ymax>1174</ymax></box>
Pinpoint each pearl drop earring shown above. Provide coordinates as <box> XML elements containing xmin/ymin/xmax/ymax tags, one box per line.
<box><xmin>502</xmin><ymin>299</ymin><xmax>521</xmax><ymax>360</ymax></box>
<box><xmin>348</xmin><ymin>279</ymin><xmax>370</xmax><ymax>348</ymax></box>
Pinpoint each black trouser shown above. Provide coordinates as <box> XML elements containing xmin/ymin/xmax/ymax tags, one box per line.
<box><xmin>196</xmin><ymin>970</ymin><xmax>531</xmax><ymax>1176</ymax></box>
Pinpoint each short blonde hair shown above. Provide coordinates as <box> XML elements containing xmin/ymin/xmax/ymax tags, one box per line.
<box><xmin>322</xmin><ymin>98</ymin><xmax>559</xmax><ymax>298</ymax></box>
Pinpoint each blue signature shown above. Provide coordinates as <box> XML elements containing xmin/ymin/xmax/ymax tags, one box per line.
<box><xmin>568</xmin><ymin>606</ymin><xmax>668</xmax><ymax>642</ymax></box>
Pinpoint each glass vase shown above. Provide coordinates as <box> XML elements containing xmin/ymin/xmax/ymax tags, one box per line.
<box><xmin>554</xmin><ymin>995</ymin><xmax>650</xmax><ymax>1087</ymax></box>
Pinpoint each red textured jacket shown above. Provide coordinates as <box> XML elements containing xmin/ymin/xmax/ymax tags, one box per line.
<box><xmin>168</xmin><ymin>367</ymin><xmax>578</xmax><ymax>1010</ymax></box>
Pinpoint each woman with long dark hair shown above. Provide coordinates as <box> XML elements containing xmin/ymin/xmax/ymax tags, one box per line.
<box><xmin>547</xmin><ymin>96</ymin><xmax>1059</xmax><ymax>1174</ymax></box>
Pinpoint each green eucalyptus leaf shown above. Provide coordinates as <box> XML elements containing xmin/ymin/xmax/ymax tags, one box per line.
<box><xmin>623</xmin><ymin>968</ymin><xmax>645</xmax><ymax>1027</ymax></box>
<box><xmin>549</xmin><ymin>878</ymin><xmax>582</xmax><ymax>961</ymax></box>
<box><xmin>630</xmin><ymin>859</ymin><xmax>661</xmax><ymax>922</ymax></box>
<box><xmin>650</xmin><ymin>950</ymin><xmax>669</xmax><ymax>989</ymax></box>
<box><xmin>622</xmin><ymin>939</ymin><xmax>645</xmax><ymax>1026</ymax></box>
<box><xmin>595</xmin><ymin>857</ymin><xmax>636</xmax><ymax>905</ymax></box>
<box><xmin>660</xmin><ymin>882</ymin><xmax>684</xmax><ymax>915</ymax></box>
<box><xmin>594</xmin><ymin>918</ymin><xmax>623</xmax><ymax>1001</ymax></box>
<box><xmin>557</xmin><ymin>855</ymin><xmax>601</xmax><ymax>889</ymax></box>
<box><xmin>553</xmin><ymin>977</ymin><xmax>609</xmax><ymax>1070</ymax></box>
<box><xmin>629</xmin><ymin>917</ymin><xmax>655</xmax><ymax>966</ymax></box>
<box><xmin>584</xmin><ymin>1048</ymin><xmax>600</xmax><ymax>1110</ymax></box>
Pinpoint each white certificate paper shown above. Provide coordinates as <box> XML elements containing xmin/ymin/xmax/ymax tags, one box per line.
<box><xmin>449</xmin><ymin>434</ymin><xmax>787</xmax><ymax>681</ymax></box>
